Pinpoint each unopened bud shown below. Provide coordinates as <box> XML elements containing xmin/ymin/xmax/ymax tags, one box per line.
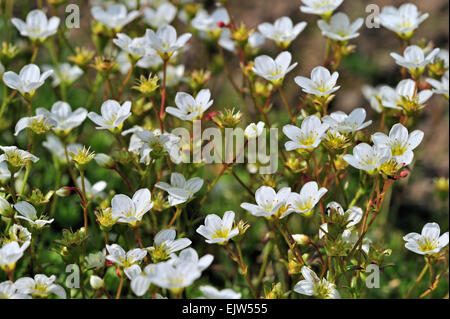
<box><xmin>292</xmin><ymin>234</ymin><xmax>310</xmax><ymax>246</ymax></box>
<box><xmin>90</xmin><ymin>275</ymin><xmax>104</xmax><ymax>289</ymax></box>
<box><xmin>94</xmin><ymin>153</ymin><xmax>115</xmax><ymax>169</ymax></box>
<box><xmin>56</xmin><ymin>187</ymin><xmax>72</xmax><ymax>197</ymax></box>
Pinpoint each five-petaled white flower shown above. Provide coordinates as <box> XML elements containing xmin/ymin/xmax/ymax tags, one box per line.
<box><xmin>13</xmin><ymin>201</ymin><xmax>54</xmax><ymax>229</ymax></box>
<box><xmin>36</xmin><ymin>101</ymin><xmax>87</xmax><ymax>134</ymax></box>
<box><xmin>168</xmin><ymin>248</ymin><xmax>213</xmax><ymax>273</ymax></box>
<box><xmin>343</xmin><ymin>143</ymin><xmax>391</xmax><ymax>173</ymax></box>
<box><xmin>322</xmin><ymin>108</ymin><xmax>372</xmax><ymax>134</ymax></box>
<box><xmin>0</xmin><ymin>281</ymin><xmax>31</xmax><ymax>299</ymax></box>
<box><xmin>151</xmin><ymin>258</ymin><xmax>201</xmax><ymax>291</ymax></box>
<box><xmin>155</xmin><ymin>172</ymin><xmax>203</xmax><ymax>206</ymax></box>
<box><xmin>15</xmin><ymin>274</ymin><xmax>66</xmax><ymax>299</ymax></box>
<box><xmin>191</xmin><ymin>8</ymin><xmax>230</xmax><ymax>39</ymax></box>
<box><xmin>148</xmin><ymin>229</ymin><xmax>192</xmax><ymax>261</ymax></box>
<box><xmin>283</xmin><ymin>115</ymin><xmax>329</xmax><ymax>151</ymax></box>
<box><xmin>11</xmin><ymin>9</ymin><xmax>60</xmax><ymax>41</ymax></box>
<box><xmin>0</xmin><ymin>146</ymin><xmax>39</xmax><ymax>168</ymax></box>
<box><xmin>44</xmin><ymin>63</ymin><xmax>83</xmax><ymax>87</ymax></box>
<box><xmin>113</xmin><ymin>33</ymin><xmax>150</xmax><ymax>61</ymax></box>
<box><xmin>166</xmin><ymin>89</ymin><xmax>213</xmax><ymax>121</ymax></box>
<box><xmin>403</xmin><ymin>222</ymin><xmax>449</xmax><ymax>255</ymax></box>
<box><xmin>14</xmin><ymin>114</ymin><xmax>56</xmax><ymax>136</ymax></box>
<box><xmin>294</xmin><ymin>66</ymin><xmax>340</xmax><ymax>97</ymax></box>
<box><xmin>105</xmin><ymin>244</ymin><xmax>147</xmax><ymax>269</ymax></box>
<box><xmin>241</xmin><ymin>186</ymin><xmax>292</xmax><ymax>218</ymax></box>
<box><xmin>391</xmin><ymin>45</ymin><xmax>440</xmax><ymax>71</ymax></box>
<box><xmin>146</xmin><ymin>24</ymin><xmax>192</xmax><ymax>60</ymax></box>
<box><xmin>196</xmin><ymin>211</ymin><xmax>239</xmax><ymax>244</ymax></box>
<box><xmin>199</xmin><ymin>286</ymin><xmax>241</xmax><ymax>299</ymax></box>
<box><xmin>0</xmin><ymin>241</ymin><xmax>30</xmax><ymax>272</ymax></box>
<box><xmin>378</xmin><ymin>3</ymin><xmax>429</xmax><ymax>39</ymax></box>
<box><xmin>252</xmin><ymin>51</ymin><xmax>297</xmax><ymax>86</ymax></box>
<box><xmin>372</xmin><ymin>123</ymin><xmax>424</xmax><ymax>166</ymax></box>
<box><xmin>2</xmin><ymin>64</ymin><xmax>53</xmax><ymax>95</ymax></box>
<box><xmin>381</xmin><ymin>79</ymin><xmax>433</xmax><ymax>111</ymax></box>
<box><xmin>76</xmin><ymin>177</ymin><xmax>107</xmax><ymax>199</ymax></box>
<box><xmin>317</xmin><ymin>12</ymin><xmax>363</xmax><ymax>42</ymax></box>
<box><xmin>258</xmin><ymin>16</ymin><xmax>307</xmax><ymax>48</ymax></box>
<box><xmin>134</xmin><ymin>129</ymin><xmax>181</xmax><ymax>164</ymax></box>
<box><xmin>426</xmin><ymin>71</ymin><xmax>449</xmax><ymax>99</ymax></box>
<box><xmin>91</xmin><ymin>4</ymin><xmax>139</xmax><ymax>30</ymax></box>
<box><xmin>299</xmin><ymin>0</ymin><xmax>343</xmax><ymax>16</ymax></box>
<box><xmin>294</xmin><ymin>266</ymin><xmax>340</xmax><ymax>299</ymax></box>
<box><xmin>287</xmin><ymin>181</ymin><xmax>328</xmax><ymax>216</ymax></box>
<box><xmin>143</xmin><ymin>2</ymin><xmax>177</xmax><ymax>28</ymax></box>
<box><xmin>111</xmin><ymin>188</ymin><xmax>154</xmax><ymax>227</ymax></box>
<box><xmin>88</xmin><ymin>100</ymin><xmax>132</xmax><ymax>131</ymax></box>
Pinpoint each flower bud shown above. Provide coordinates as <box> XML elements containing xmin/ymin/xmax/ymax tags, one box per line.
<box><xmin>90</xmin><ymin>275</ymin><xmax>104</xmax><ymax>290</ymax></box>
<box><xmin>56</xmin><ymin>187</ymin><xmax>72</xmax><ymax>197</ymax></box>
<box><xmin>94</xmin><ymin>153</ymin><xmax>115</xmax><ymax>169</ymax></box>
<box><xmin>292</xmin><ymin>234</ymin><xmax>310</xmax><ymax>246</ymax></box>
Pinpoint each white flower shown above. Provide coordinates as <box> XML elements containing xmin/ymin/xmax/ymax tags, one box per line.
<box><xmin>155</xmin><ymin>172</ymin><xmax>203</xmax><ymax>206</ymax></box>
<box><xmin>248</xmin><ymin>31</ymin><xmax>265</xmax><ymax>50</ymax></box>
<box><xmin>0</xmin><ymin>281</ymin><xmax>31</xmax><ymax>299</ymax></box>
<box><xmin>14</xmin><ymin>114</ymin><xmax>56</xmax><ymax>136</ymax></box>
<box><xmin>146</xmin><ymin>24</ymin><xmax>192</xmax><ymax>59</ymax></box>
<box><xmin>244</xmin><ymin>121</ymin><xmax>265</xmax><ymax>139</ymax></box>
<box><xmin>15</xmin><ymin>274</ymin><xmax>66</xmax><ymax>299</ymax></box>
<box><xmin>111</xmin><ymin>188</ymin><xmax>154</xmax><ymax>226</ymax></box>
<box><xmin>258</xmin><ymin>16</ymin><xmax>307</xmax><ymax>48</ymax></box>
<box><xmin>88</xmin><ymin>100</ymin><xmax>132</xmax><ymax>131</ymax></box>
<box><xmin>8</xmin><ymin>224</ymin><xmax>32</xmax><ymax>245</ymax></box>
<box><xmin>166</xmin><ymin>89</ymin><xmax>213</xmax><ymax>121</ymax></box>
<box><xmin>362</xmin><ymin>84</ymin><xmax>392</xmax><ymax>113</ymax></box>
<box><xmin>403</xmin><ymin>222</ymin><xmax>449</xmax><ymax>255</ymax></box>
<box><xmin>128</xmin><ymin>264</ymin><xmax>158</xmax><ymax>296</ymax></box>
<box><xmin>0</xmin><ymin>146</ymin><xmax>39</xmax><ymax>168</ymax></box>
<box><xmin>294</xmin><ymin>266</ymin><xmax>340</xmax><ymax>299</ymax></box>
<box><xmin>106</xmin><ymin>244</ymin><xmax>147</xmax><ymax>269</ymax></box>
<box><xmin>381</xmin><ymin>79</ymin><xmax>433</xmax><ymax>111</ymax></box>
<box><xmin>11</xmin><ymin>9</ymin><xmax>60</xmax><ymax>41</ymax></box>
<box><xmin>378</xmin><ymin>3</ymin><xmax>428</xmax><ymax>38</ymax></box>
<box><xmin>2</xmin><ymin>64</ymin><xmax>53</xmax><ymax>95</ymax></box>
<box><xmin>76</xmin><ymin>176</ymin><xmax>107</xmax><ymax>199</ymax></box>
<box><xmin>0</xmin><ymin>162</ymin><xmax>15</xmax><ymax>182</ymax></box>
<box><xmin>294</xmin><ymin>66</ymin><xmax>340</xmax><ymax>97</ymax></box>
<box><xmin>241</xmin><ymin>186</ymin><xmax>291</xmax><ymax>218</ymax></box>
<box><xmin>151</xmin><ymin>258</ymin><xmax>201</xmax><ymax>291</ymax></box>
<box><xmin>143</xmin><ymin>2</ymin><xmax>177</xmax><ymax>28</ymax></box>
<box><xmin>372</xmin><ymin>123</ymin><xmax>424</xmax><ymax>166</ymax></box>
<box><xmin>391</xmin><ymin>45</ymin><xmax>440</xmax><ymax>71</ymax></box>
<box><xmin>252</xmin><ymin>51</ymin><xmax>297</xmax><ymax>86</ymax></box>
<box><xmin>342</xmin><ymin>229</ymin><xmax>371</xmax><ymax>254</ymax></box>
<box><xmin>85</xmin><ymin>250</ymin><xmax>106</xmax><ymax>269</ymax></box>
<box><xmin>287</xmin><ymin>181</ymin><xmax>327</xmax><ymax>216</ymax></box>
<box><xmin>317</xmin><ymin>12</ymin><xmax>363</xmax><ymax>42</ymax></box>
<box><xmin>148</xmin><ymin>229</ymin><xmax>192</xmax><ymax>260</ymax></box>
<box><xmin>159</xmin><ymin>64</ymin><xmax>185</xmax><ymax>87</ymax></box>
<box><xmin>44</xmin><ymin>63</ymin><xmax>83</xmax><ymax>87</ymax></box>
<box><xmin>36</xmin><ymin>101</ymin><xmax>87</xmax><ymax>134</ymax></box>
<box><xmin>192</xmin><ymin>8</ymin><xmax>230</xmax><ymax>39</ymax></box>
<box><xmin>0</xmin><ymin>241</ymin><xmax>30</xmax><ymax>272</ymax></box>
<box><xmin>113</xmin><ymin>33</ymin><xmax>150</xmax><ymax>61</ymax></box>
<box><xmin>319</xmin><ymin>202</ymin><xmax>363</xmax><ymax>239</ymax></box>
<box><xmin>91</xmin><ymin>4</ymin><xmax>139</xmax><ymax>30</ymax></box>
<box><xmin>135</xmin><ymin>129</ymin><xmax>181</xmax><ymax>164</ymax></box>
<box><xmin>426</xmin><ymin>71</ymin><xmax>449</xmax><ymax>98</ymax></box>
<box><xmin>196</xmin><ymin>211</ymin><xmax>239</xmax><ymax>244</ymax></box>
<box><xmin>283</xmin><ymin>115</ymin><xmax>329</xmax><ymax>151</ymax></box>
<box><xmin>322</xmin><ymin>108</ymin><xmax>372</xmax><ymax>134</ymax></box>
<box><xmin>299</xmin><ymin>0</ymin><xmax>343</xmax><ymax>16</ymax></box>
<box><xmin>13</xmin><ymin>201</ymin><xmax>54</xmax><ymax>229</ymax></box>
<box><xmin>343</xmin><ymin>143</ymin><xmax>391</xmax><ymax>173</ymax></box>
<box><xmin>199</xmin><ymin>286</ymin><xmax>241</xmax><ymax>299</ymax></box>
<box><xmin>168</xmin><ymin>248</ymin><xmax>213</xmax><ymax>273</ymax></box>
